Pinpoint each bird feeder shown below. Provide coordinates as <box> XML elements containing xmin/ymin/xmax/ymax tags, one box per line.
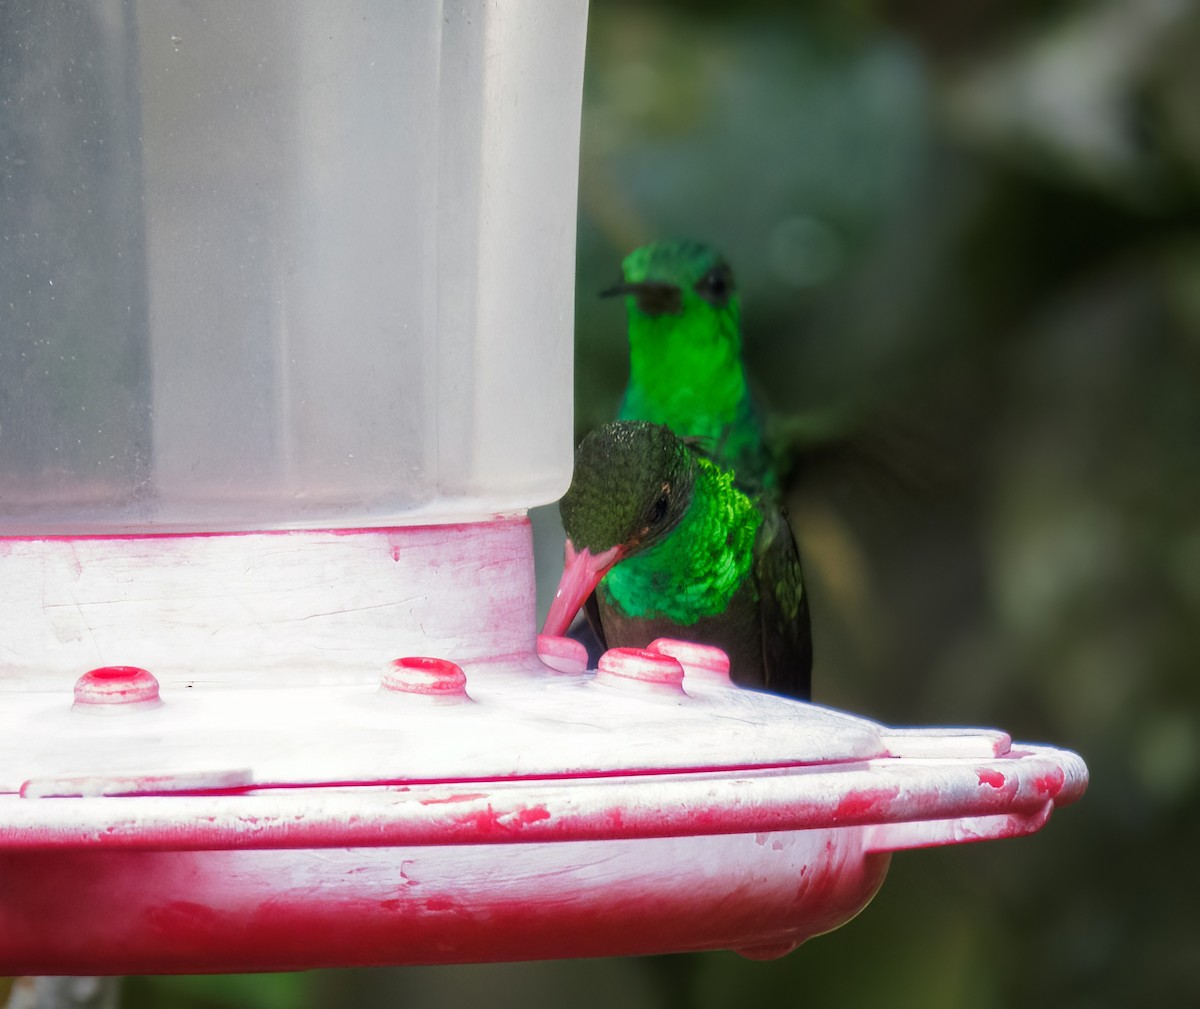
<box><xmin>0</xmin><ymin>1</ymin><xmax>1087</xmax><ymax>975</ymax></box>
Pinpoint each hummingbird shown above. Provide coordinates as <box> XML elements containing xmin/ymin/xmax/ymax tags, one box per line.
<box><xmin>542</xmin><ymin>421</ymin><xmax>811</xmax><ymax>700</ymax></box>
<box><xmin>602</xmin><ymin>240</ymin><xmax>779</xmax><ymax>499</ymax></box>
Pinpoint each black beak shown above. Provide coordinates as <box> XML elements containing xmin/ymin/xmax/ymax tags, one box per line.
<box><xmin>599</xmin><ymin>281</ymin><xmax>640</xmax><ymax>299</ymax></box>
<box><xmin>599</xmin><ymin>280</ymin><xmax>683</xmax><ymax>316</ymax></box>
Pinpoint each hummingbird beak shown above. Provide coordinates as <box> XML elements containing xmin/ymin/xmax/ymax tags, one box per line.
<box><xmin>599</xmin><ymin>280</ymin><xmax>683</xmax><ymax>316</ymax></box>
<box><xmin>541</xmin><ymin>540</ymin><xmax>623</xmax><ymax>637</ymax></box>
<box><xmin>599</xmin><ymin>281</ymin><xmax>641</xmax><ymax>298</ymax></box>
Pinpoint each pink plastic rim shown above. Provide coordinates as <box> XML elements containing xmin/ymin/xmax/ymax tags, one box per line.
<box><xmin>595</xmin><ymin>647</ymin><xmax>685</xmax><ymax>693</ymax></box>
<box><xmin>647</xmin><ymin>638</ymin><xmax>732</xmax><ymax>685</ymax></box>
<box><xmin>73</xmin><ymin>666</ymin><xmax>161</xmax><ymax>706</ymax></box>
<box><xmin>382</xmin><ymin>656</ymin><xmax>469</xmax><ymax>697</ymax></box>
<box><xmin>536</xmin><ymin>634</ymin><xmax>590</xmax><ymax>674</ymax></box>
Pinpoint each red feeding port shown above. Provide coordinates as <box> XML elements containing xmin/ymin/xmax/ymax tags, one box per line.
<box><xmin>649</xmin><ymin>637</ymin><xmax>733</xmax><ymax>688</ymax></box>
<box><xmin>382</xmin><ymin>657</ymin><xmax>470</xmax><ymax>700</ymax></box>
<box><xmin>73</xmin><ymin>666</ymin><xmax>162</xmax><ymax>708</ymax></box>
<box><xmin>595</xmin><ymin>647</ymin><xmax>686</xmax><ymax>694</ymax></box>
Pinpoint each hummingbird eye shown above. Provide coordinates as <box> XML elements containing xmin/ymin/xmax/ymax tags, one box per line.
<box><xmin>648</xmin><ymin>487</ymin><xmax>671</xmax><ymax>525</ymax></box>
<box><xmin>694</xmin><ymin>264</ymin><xmax>734</xmax><ymax>307</ymax></box>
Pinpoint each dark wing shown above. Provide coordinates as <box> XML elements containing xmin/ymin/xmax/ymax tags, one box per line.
<box><xmin>769</xmin><ymin>398</ymin><xmax>966</xmax><ymax>514</ymax></box>
<box><xmin>752</xmin><ymin>504</ymin><xmax>812</xmax><ymax>700</ymax></box>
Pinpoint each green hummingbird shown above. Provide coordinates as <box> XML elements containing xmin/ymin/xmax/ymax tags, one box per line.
<box><xmin>542</xmin><ymin>421</ymin><xmax>811</xmax><ymax>700</ymax></box>
<box><xmin>602</xmin><ymin>240</ymin><xmax>778</xmax><ymax>498</ymax></box>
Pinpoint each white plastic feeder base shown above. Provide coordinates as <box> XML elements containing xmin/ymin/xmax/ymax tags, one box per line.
<box><xmin>0</xmin><ymin>517</ymin><xmax>1088</xmax><ymax>973</ymax></box>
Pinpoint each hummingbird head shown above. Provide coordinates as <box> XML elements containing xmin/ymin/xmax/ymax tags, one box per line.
<box><xmin>561</xmin><ymin>421</ymin><xmax>697</xmax><ymax>556</ymax></box>
<box><xmin>600</xmin><ymin>240</ymin><xmax>737</xmax><ymax>318</ymax></box>
<box><xmin>542</xmin><ymin>422</ymin><xmax>698</xmax><ymax>637</ymax></box>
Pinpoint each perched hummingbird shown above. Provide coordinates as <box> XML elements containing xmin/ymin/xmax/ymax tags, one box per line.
<box><xmin>542</xmin><ymin>421</ymin><xmax>811</xmax><ymax>700</ymax></box>
<box><xmin>602</xmin><ymin>240</ymin><xmax>778</xmax><ymax>499</ymax></box>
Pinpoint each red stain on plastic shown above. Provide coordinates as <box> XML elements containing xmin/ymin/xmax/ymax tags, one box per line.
<box><xmin>1033</xmin><ymin>770</ymin><xmax>1064</xmax><ymax>796</ymax></box>
<box><xmin>148</xmin><ymin>900</ymin><xmax>221</xmax><ymax>936</ymax></box>
<box><xmin>461</xmin><ymin>804</ymin><xmax>551</xmax><ymax>835</ymax></box>
<box><xmin>514</xmin><ymin>806</ymin><xmax>551</xmax><ymax>826</ymax></box>
<box><xmin>834</xmin><ymin>787</ymin><xmax>900</xmax><ymax>820</ymax></box>
<box><xmin>3</xmin><ymin>520</ymin><xmax>518</xmax><ymax>544</ymax></box>
<box><xmin>977</xmin><ymin>769</ymin><xmax>1006</xmax><ymax>789</ymax></box>
<box><xmin>419</xmin><ymin>793</ymin><xmax>488</xmax><ymax>806</ymax></box>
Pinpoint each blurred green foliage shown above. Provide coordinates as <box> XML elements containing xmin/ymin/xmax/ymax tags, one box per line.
<box><xmin>124</xmin><ymin>0</ymin><xmax>1198</xmax><ymax>1006</ymax></box>
<box><xmin>569</xmin><ymin>2</ymin><xmax>1200</xmax><ymax>1006</ymax></box>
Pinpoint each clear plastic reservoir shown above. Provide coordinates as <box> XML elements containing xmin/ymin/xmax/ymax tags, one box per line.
<box><xmin>0</xmin><ymin>1</ymin><xmax>586</xmax><ymax>533</ymax></box>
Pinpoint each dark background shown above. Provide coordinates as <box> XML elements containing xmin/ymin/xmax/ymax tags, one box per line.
<box><xmin>123</xmin><ymin>0</ymin><xmax>1199</xmax><ymax>1005</ymax></box>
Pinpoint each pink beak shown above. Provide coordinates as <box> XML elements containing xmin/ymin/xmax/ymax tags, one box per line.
<box><xmin>541</xmin><ymin>540</ymin><xmax>623</xmax><ymax>637</ymax></box>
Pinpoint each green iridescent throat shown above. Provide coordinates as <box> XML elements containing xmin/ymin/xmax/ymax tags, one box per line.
<box><xmin>599</xmin><ymin>456</ymin><xmax>762</xmax><ymax>623</ymax></box>
<box><xmin>618</xmin><ymin>294</ymin><xmax>775</xmax><ymax>494</ymax></box>
<box><xmin>619</xmin><ymin>293</ymin><xmax>747</xmax><ymax>436</ymax></box>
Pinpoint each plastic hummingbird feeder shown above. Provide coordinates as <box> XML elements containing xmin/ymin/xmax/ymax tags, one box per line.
<box><xmin>0</xmin><ymin>1</ymin><xmax>1086</xmax><ymax>975</ymax></box>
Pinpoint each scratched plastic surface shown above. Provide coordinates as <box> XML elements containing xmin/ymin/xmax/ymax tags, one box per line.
<box><xmin>0</xmin><ymin>1</ymin><xmax>585</xmax><ymax>533</ymax></box>
<box><xmin>0</xmin><ymin>654</ymin><xmax>1087</xmax><ymax>974</ymax></box>
<box><xmin>2</xmin><ymin>668</ymin><xmax>893</xmax><ymax>793</ymax></box>
<box><xmin>0</xmin><ymin>659</ymin><xmax>1087</xmax><ymax>973</ymax></box>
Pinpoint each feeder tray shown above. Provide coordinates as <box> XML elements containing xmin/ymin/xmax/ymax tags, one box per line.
<box><xmin>0</xmin><ymin>522</ymin><xmax>1087</xmax><ymax>974</ymax></box>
